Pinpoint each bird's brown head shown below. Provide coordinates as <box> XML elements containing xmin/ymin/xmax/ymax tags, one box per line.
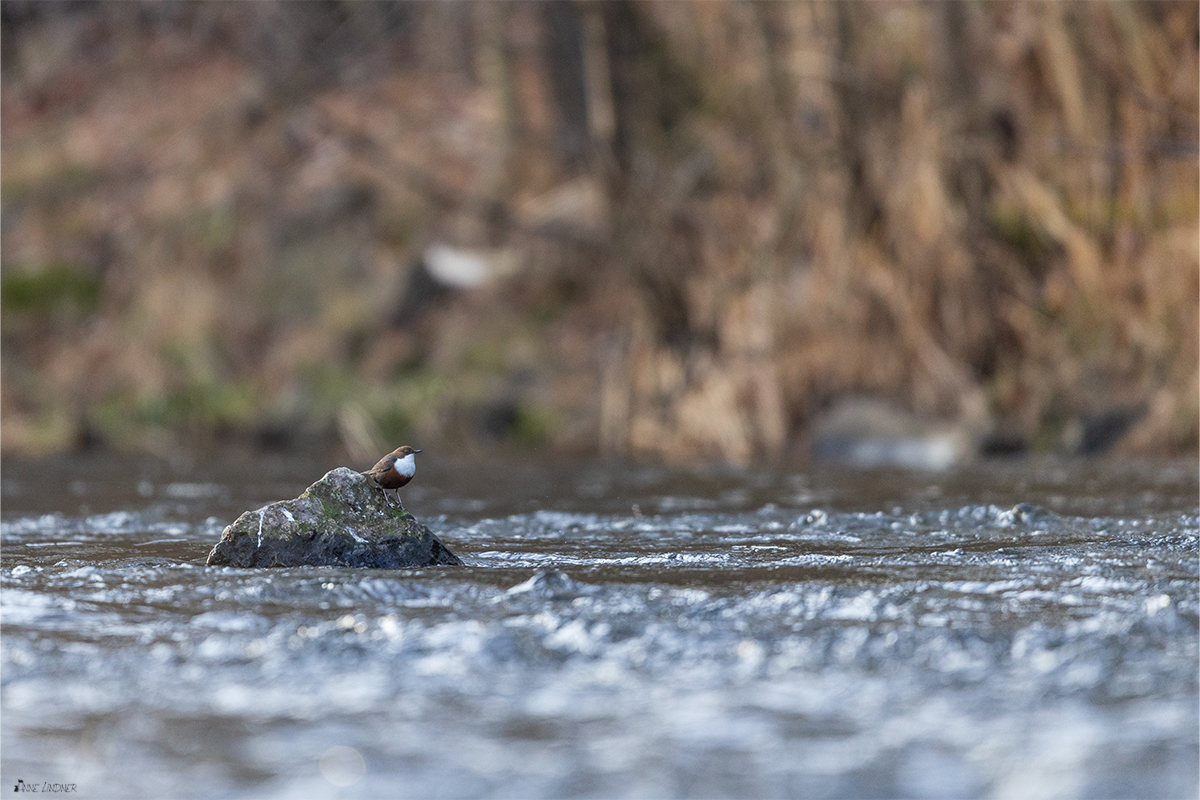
<box><xmin>391</xmin><ymin>445</ymin><xmax>421</xmax><ymax>459</ymax></box>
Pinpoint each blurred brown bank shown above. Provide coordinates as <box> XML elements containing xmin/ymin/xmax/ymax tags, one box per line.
<box><xmin>2</xmin><ymin>1</ymin><xmax>1196</xmax><ymax>465</ymax></box>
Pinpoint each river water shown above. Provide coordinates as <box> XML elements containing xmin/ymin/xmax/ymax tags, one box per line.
<box><xmin>1</xmin><ymin>453</ymin><xmax>1196</xmax><ymax>799</ymax></box>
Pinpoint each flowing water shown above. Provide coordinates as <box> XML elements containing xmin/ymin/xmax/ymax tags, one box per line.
<box><xmin>2</xmin><ymin>453</ymin><xmax>1197</xmax><ymax>799</ymax></box>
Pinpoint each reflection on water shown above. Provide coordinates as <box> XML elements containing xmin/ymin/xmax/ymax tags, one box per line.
<box><xmin>2</xmin><ymin>454</ymin><xmax>1197</xmax><ymax>798</ymax></box>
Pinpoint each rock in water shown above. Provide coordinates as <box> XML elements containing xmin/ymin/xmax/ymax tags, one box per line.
<box><xmin>206</xmin><ymin>467</ymin><xmax>463</xmax><ymax>568</ymax></box>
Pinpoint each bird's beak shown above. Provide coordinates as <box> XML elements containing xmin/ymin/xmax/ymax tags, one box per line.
<box><xmin>413</xmin><ymin>449</ymin><xmax>422</xmax><ymax>454</ymax></box>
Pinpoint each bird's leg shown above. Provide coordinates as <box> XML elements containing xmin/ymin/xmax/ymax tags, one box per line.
<box><xmin>378</xmin><ymin>484</ymin><xmax>394</xmax><ymax>507</ymax></box>
<box><xmin>395</xmin><ymin>492</ymin><xmax>407</xmax><ymax>513</ymax></box>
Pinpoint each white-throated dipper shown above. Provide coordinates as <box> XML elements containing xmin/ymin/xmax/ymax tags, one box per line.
<box><xmin>362</xmin><ymin>445</ymin><xmax>421</xmax><ymax>511</ymax></box>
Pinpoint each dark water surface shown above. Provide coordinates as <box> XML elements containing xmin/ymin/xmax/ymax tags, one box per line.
<box><xmin>2</xmin><ymin>453</ymin><xmax>1197</xmax><ymax>799</ymax></box>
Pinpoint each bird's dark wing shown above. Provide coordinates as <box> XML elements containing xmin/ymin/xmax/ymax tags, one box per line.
<box><xmin>364</xmin><ymin>456</ymin><xmax>393</xmax><ymax>479</ymax></box>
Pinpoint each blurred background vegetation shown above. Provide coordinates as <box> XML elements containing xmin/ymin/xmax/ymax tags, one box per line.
<box><xmin>2</xmin><ymin>0</ymin><xmax>1196</xmax><ymax>464</ymax></box>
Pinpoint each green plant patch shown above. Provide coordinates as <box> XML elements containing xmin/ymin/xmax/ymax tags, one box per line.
<box><xmin>987</xmin><ymin>200</ymin><xmax>1057</xmax><ymax>271</ymax></box>
<box><xmin>1</xmin><ymin>262</ymin><xmax>101</xmax><ymax>313</ymax></box>
<box><xmin>0</xmin><ymin>161</ymin><xmax>105</xmax><ymax>206</ymax></box>
<box><xmin>372</xmin><ymin>404</ymin><xmax>413</xmax><ymax>443</ymax></box>
<box><xmin>511</xmin><ymin>403</ymin><xmax>553</xmax><ymax>448</ymax></box>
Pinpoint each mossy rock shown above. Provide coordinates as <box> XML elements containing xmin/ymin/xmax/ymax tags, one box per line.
<box><xmin>206</xmin><ymin>467</ymin><xmax>463</xmax><ymax>568</ymax></box>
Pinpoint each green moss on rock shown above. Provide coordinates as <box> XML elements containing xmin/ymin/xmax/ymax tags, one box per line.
<box><xmin>206</xmin><ymin>467</ymin><xmax>463</xmax><ymax>568</ymax></box>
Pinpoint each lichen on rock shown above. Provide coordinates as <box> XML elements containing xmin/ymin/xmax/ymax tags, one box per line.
<box><xmin>205</xmin><ymin>467</ymin><xmax>463</xmax><ymax>568</ymax></box>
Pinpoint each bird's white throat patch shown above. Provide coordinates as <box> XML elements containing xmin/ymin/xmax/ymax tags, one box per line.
<box><xmin>393</xmin><ymin>453</ymin><xmax>416</xmax><ymax>478</ymax></box>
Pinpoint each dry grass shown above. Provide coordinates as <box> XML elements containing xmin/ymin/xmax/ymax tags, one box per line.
<box><xmin>1</xmin><ymin>1</ymin><xmax>1195</xmax><ymax>461</ymax></box>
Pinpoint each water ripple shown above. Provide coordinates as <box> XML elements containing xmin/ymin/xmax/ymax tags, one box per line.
<box><xmin>1</xmin><ymin>460</ymin><xmax>1196</xmax><ymax>798</ymax></box>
